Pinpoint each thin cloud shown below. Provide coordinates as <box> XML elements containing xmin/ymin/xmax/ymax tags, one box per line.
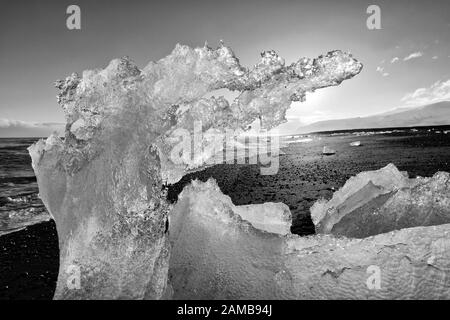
<box><xmin>403</xmin><ymin>51</ymin><xmax>423</xmax><ymax>61</ymax></box>
<box><xmin>0</xmin><ymin>119</ymin><xmax>34</xmax><ymax>128</ymax></box>
<box><xmin>391</xmin><ymin>57</ymin><xmax>399</xmax><ymax>63</ymax></box>
<box><xmin>376</xmin><ymin>66</ymin><xmax>389</xmax><ymax>77</ymax></box>
<box><xmin>401</xmin><ymin>79</ymin><xmax>450</xmax><ymax>106</ymax></box>
<box><xmin>432</xmin><ymin>56</ymin><xmax>439</xmax><ymax>60</ymax></box>
<box><xmin>0</xmin><ymin>119</ymin><xmax>64</xmax><ymax>137</ymax></box>
<box><xmin>0</xmin><ymin>119</ymin><xmax>62</xmax><ymax>129</ymax></box>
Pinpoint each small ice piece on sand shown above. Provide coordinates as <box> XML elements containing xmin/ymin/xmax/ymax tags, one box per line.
<box><xmin>350</xmin><ymin>141</ymin><xmax>361</xmax><ymax>147</ymax></box>
<box><xmin>322</xmin><ymin>146</ymin><xmax>336</xmax><ymax>155</ymax></box>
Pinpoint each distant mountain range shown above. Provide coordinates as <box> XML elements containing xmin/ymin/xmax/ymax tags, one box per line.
<box><xmin>295</xmin><ymin>101</ymin><xmax>450</xmax><ymax>134</ymax></box>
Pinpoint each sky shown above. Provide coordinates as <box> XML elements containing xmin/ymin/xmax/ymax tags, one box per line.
<box><xmin>1</xmin><ymin>0</ymin><xmax>450</xmax><ymax>136</ymax></box>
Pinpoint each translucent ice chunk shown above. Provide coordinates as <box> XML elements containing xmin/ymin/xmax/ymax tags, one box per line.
<box><xmin>170</xmin><ymin>177</ymin><xmax>450</xmax><ymax>299</ymax></box>
<box><xmin>312</xmin><ymin>164</ymin><xmax>450</xmax><ymax>238</ymax></box>
<box><xmin>29</xmin><ymin>42</ymin><xmax>363</xmax><ymax>299</ymax></box>
<box><xmin>235</xmin><ymin>203</ymin><xmax>292</xmax><ymax>235</ymax></box>
<box><xmin>169</xmin><ymin>179</ymin><xmax>293</xmax><ymax>299</ymax></box>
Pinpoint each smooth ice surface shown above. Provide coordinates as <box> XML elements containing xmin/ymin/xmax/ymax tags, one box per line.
<box><xmin>322</xmin><ymin>146</ymin><xmax>336</xmax><ymax>155</ymax></box>
<box><xmin>311</xmin><ymin>163</ymin><xmax>450</xmax><ymax>238</ymax></box>
<box><xmin>169</xmin><ymin>179</ymin><xmax>293</xmax><ymax>299</ymax></box>
<box><xmin>235</xmin><ymin>202</ymin><xmax>292</xmax><ymax>235</ymax></box>
<box><xmin>28</xmin><ymin>42</ymin><xmax>362</xmax><ymax>299</ymax></box>
<box><xmin>311</xmin><ymin>163</ymin><xmax>411</xmax><ymax>234</ymax></box>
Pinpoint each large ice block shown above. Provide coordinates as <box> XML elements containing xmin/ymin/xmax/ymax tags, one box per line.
<box><xmin>169</xmin><ymin>176</ymin><xmax>450</xmax><ymax>299</ymax></box>
<box><xmin>29</xmin><ymin>42</ymin><xmax>363</xmax><ymax>299</ymax></box>
<box><xmin>169</xmin><ymin>179</ymin><xmax>293</xmax><ymax>299</ymax></box>
<box><xmin>311</xmin><ymin>163</ymin><xmax>450</xmax><ymax>238</ymax></box>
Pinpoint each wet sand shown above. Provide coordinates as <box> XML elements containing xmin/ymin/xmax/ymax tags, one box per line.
<box><xmin>0</xmin><ymin>220</ymin><xmax>58</xmax><ymax>300</ymax></box>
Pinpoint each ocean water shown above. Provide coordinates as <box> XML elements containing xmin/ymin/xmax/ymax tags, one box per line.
<box><xmin>0</xmin><ymin>138</ymin><xmax>50</xmax><ymax>236</ymax></box>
